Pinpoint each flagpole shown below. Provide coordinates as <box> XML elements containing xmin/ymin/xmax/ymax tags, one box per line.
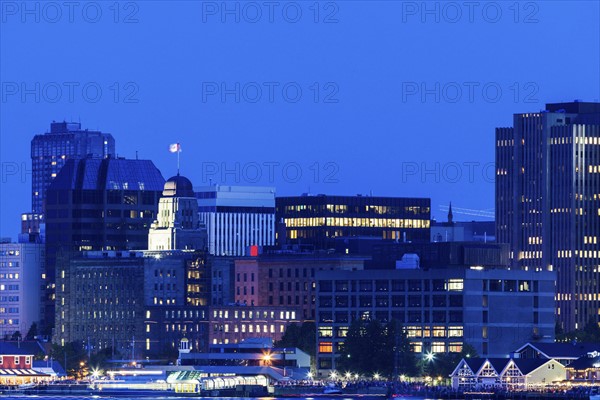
<box><xmin>177</xmin><ymin>144</ymin><xmax>180</xmax><ymax>176</ymax></box>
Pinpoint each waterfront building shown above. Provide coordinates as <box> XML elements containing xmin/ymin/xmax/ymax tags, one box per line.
<box><xmin>0</xmin><ymin>342</ymin><xmax>52</xmax><ymax>385</ymax></box>
<box><xmin>196</xmin><ymin>185</ymin><xmax>275</xmax><ymax>256</ymax></box>
<box><xmin>565</xmin><ymin>351</ymin><xmax>600</xmax><ymax>382</ymax></box>
<box><xmin>513</xmin><ymin>342</ymin><xmax>600</xmax><ymax>366</ymax></box>
<box><xmin>44</xmin><ymin>157</ymin><xmax>164</xmax><ymax>325</ymax></box>
<box><xmin>234</xmin><ymin>252</ymin><xmax>367</xmax><ymax>320</ymax></box>
<box><xmin>450</xmin><ymin>357</ymin><xmax>565</xmax><ymax>390</ymax></box>
<box><xmin>54</xmin><ymin>249</ymin><xmax>210</xmax><ymax>358</ymax></box>
<box><xmin>0</xmin><ymin>240</ymin><xmax>44</xmax><ymax>337</ymax></box>
<box><xmin>315</xmin><ymin>267</ymin><xmax>556</xmax><ymax>373</ymax></box>
<box><xmin>496</xmin><ymin>101</ymin><xmax>600</xmax><ymax>331</ymax></box>
<box><xmin>31</xmin><ymin>121</ymin><xmax>115</xmax><ymax>215</ymax></box>
<box><xmin>275</xmin><ymin>194</ymin><xmax>431</xmax><ymax>250</ymax></box>
<box><xmin>208</xmin><ymin>305</ymin><xmax>302</xmax><ymax>345</ymax></box>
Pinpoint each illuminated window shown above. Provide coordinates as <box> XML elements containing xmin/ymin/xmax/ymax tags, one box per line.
<box><xmin>447</xmin><ymin>279</ymin><xmax>464</xmax><ymax>291</ymax></box>
<box><xmin>319</xmin><ymin>342</ymin><xmax>333</xmax><ymax>353</ymax></box>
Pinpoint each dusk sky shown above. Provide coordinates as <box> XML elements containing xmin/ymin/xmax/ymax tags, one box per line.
<box><xmin>1</xmin><ymin>1</ymin><xmax>599</xmax><ymax>237</ymax></box>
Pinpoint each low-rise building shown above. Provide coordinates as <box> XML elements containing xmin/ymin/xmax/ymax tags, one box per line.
<box><xmin>315</xmin><ymin>267</ymin><xmax>556</xmax><ymax>373</ymax></box>
<box><xmin>513</xmin><ymin>342</ymin><xmax>600</xmax><ymax>366</ymax></box>
<box><xmin>450</xmin><ymin>357</ymin><xmax>565</xmax><ymax>390</ymax></box>
<box><xmin>0</xmin><ymin>341</ymin><xmax>51</xmax><ymax>385</ymax></box>
<box><xmin>565</xmin><ymin>351</ymin><xmax>600</xmax><ymax>383</ymax></box>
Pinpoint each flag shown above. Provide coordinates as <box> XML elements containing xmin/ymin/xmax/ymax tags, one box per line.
<box><xmin>169</xmin><ymin>143</ymin><xmax>181</xmax><ymax>153</ymax></box>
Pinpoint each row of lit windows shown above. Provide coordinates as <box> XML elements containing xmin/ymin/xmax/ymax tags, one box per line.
<box><xmin>575</xmin><ymin>137</ymin><xmax>600</xmax><ymax>145</ymax></box>
<box><xmin>212</xmin><ymin>323</ymin><xmax>286</xmax><ymax>334</ymax></box>
<box><xmin>518</xmin><ymin>251</ymin><xmax>542</xmax><ymax>260</ymax></box>
<box><xmin>0</xmin><ymin>319</ymin><xmax>19</xmax><ymax>325</ymax></box>
<box><xmin>212</xmin><ymin>309</ymin><xmax>296</xmax><ymax>320</ymax></box>
<box><xmin>527</xmin><ymin>237</ymin><xmax>542</xmax><ymax>245</ymax></box>
<box><xmin>284</xmin><ymin>217</ymin><xmax>430</xmax><ymax>229</ymax></box>
<box><xmin>0</xmin><ymin>285</ymin><xmax>19</xmax><ymax>291</ymax></box>
<box><xmin>405</xmin><ymin>326</ymin><xmax>463</xmax><ymax>338</ymax></box>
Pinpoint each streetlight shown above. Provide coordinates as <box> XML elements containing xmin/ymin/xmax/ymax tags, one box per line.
<box><xmin>345</xmin><ymin>372</ymin><xmax>352</xmax><ymax>380</ymax></box>
<box><xmin>374</xmin><ymin>373</ymin><xmax>380</xmax><ymax>380</ymax></box>
<box><xmin>425</xmin><ymin>352</ymin><xmax>435</xmax><ymax>362</ymax></box>
<box><xmin>330</xmin><ymin>371</ymin><xmax>338</xmax><ymax>380</ymax></box>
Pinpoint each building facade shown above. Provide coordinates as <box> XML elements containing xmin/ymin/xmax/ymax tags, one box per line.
<box><xmin>148</xmin><ymin>175</ymin><xmax>206</xmax><ymax>251</ymax></box>
<box><xmin>0</xmin><ymin>241</ymin><xmax>44</xmax><ymax>337</ymax></box>
<box><xmin>208</xmin><ymin>305</ymin><xmax>301</xmax><ymax>345</ymax></box>
<box><xmin>496</xmin><ymin>101</ymin><xmax>600</xmax><ymax>331</ymax></box>
<box><xmin>44</xmin><ymin>157</ymin><xmax>164</xmax><ymax>326</ymax></box>
<box><xmin>234</xmin><ymin>253</ymin><xmax>367</xmax><ymax>321</ymax></box>
<box><xmin>31</xmin><ymin>121</ymin><xmax>115</xmax><ymax>215</ymax></box>
<box><xmin>276</xmin><ymin>194</ymin><xmax>431</xmax><ymax>250</ymax></box>
<box><xmin>315</xmin><ymin>268</ymin><xmax>556</xmax><ymax>373</ymax></box>
<box><xmin>54</xmin><ymin>250</ymin><xmax>210</xmax><ymax>358</ymax></box>
<box><xmin>196</xmin><ymin>186</ymin><xmax>275</xmax><ymax>256</ymax></box>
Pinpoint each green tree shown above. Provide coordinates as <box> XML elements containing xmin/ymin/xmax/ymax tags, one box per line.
<box><xmin>50</xmin><ymin>341</ymin><xmax>87</xmax><ymax>378</ymax></box>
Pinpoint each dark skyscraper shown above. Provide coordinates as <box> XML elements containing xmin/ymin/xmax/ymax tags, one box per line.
<box><xmin>31</xmin><ymin>121</ymin><xmax>116</xmax><ymax>215</ymax></box>
<box><xmin>44</xmin><ymin>157</ymin><xmax>165</xmax><ymax>327</ymax></box>
<box><xmin>496</xmin><ymin>101</ymin><xmax>600</xmax><ymax>331</ymax></box>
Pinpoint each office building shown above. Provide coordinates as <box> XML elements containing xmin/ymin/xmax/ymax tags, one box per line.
<box><xmin>276</xmin><ymin>194</ymin><xmax>431</xmax><ymax>250</ymax></box>
<box><xmin>31</xmin><ymin>121</ymin><xmax>115</xmax><ymax>215</ymax></box>
<box><xmin>0</xmin><ymin>241</ymin><xmax>44</xmax><ymax>337</ymax></box>
<box><xmin>496</xmin><ymin>101</ymin><xmax>600</xmax><ymax>331</ymax></box>
<box><xmin>54</xmin><ymin>249</ymin><xmax>210</xmax><ymax>357</ymax></box>
<box><xmin>208</xmin><ymin>305</ymin><xmax>301</xmax><ymax>345</ymax></box>
<box><xmin>196</xmin><ymin>186</ymin><xmax>275</xmax><ymax>256</ymax></box>
<box><xmin>234</xmin><ymin>252</ymin><xmax>367</xmax><ymax>320</ymax></box>
<box><xmin>44</xmin><ymin>157</ymin><xmax>165</xmax><ymax>325</ymax></box>
<box><xmin>315</xmin><ymin>267</ymin><xmax>556</xmax><ymax>374</ymax></box>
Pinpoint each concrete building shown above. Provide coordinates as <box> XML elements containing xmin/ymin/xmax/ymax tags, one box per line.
<box><xmin>208</xmin><ymin>305</ymin><xmax>301</xmax><ymax>345</ymax></box>
<box><xmin>496</xmin><ymin>101</ymin><xmax>600</xmax><ymax>331</ymax></box>
<box><xmin>148</xmin><ymin>175</ymin><xmax>207</xmax><ymax>251</ymax></box>
<box><xmin>54</xmin><ymin>249</ymin><xmax>210</xmax><ymax>358</ymax></box>
<box><xmin>234</xmin><ymin>252</ymin><xmax>367</xmax><ymax>320</ymax></box>
<box><xmin>0</xmin><ymin>241</ymin><xmax>44</xmax><ymax>337</ymax></box>
<box><xmin>315</xmin><ymin>268</ymin><xmax>556</xmax><ymax>373</ymax></box>
<box><xmin>196</xmin><ymin>185</ymin><xmax>275</xmax><ymax>256</ymax></box>
<box><xmin>31</xmin><ymin>121</ymin><xmax>115</xmax><ymax>215</ymax></box>
<box><xmin>275</xmin><ymin>194</ymin><xmax>431</xmax><ymax>250</ymax></box>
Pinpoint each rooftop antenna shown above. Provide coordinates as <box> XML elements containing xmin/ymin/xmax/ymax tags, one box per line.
<box><xmin>135</xmin><ymin>150</ymin><xmax>138</xmax><ymax>160</ymax></box>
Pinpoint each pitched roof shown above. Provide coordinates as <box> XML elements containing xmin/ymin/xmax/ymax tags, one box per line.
<box><xmin>487</xmin><ymin>358</ymin><xmax>510</xmax><ymax>374</ymax></box>
<box><xmin>0</xmin><ymin>341</ymin><xmax>43</xmax><ymax>356</ymax></box>
<box><xmin>566</xmin><ymin>355</ymin><xmax>600</xmax><ymax>370</ymax></box>
<box><xmin>463</xmin><ymin>358</ymin><xmax>486</xmax><ymax>374</ymax></box>
<box><xmin>512</xmin><ymin>358</ymin><xmax>551</xmax><ymax>374</ymax></box>
<box><xmin>516</xmin><ymin>342</ymin><xmax>600</xmax><ymax>358</ymax></box>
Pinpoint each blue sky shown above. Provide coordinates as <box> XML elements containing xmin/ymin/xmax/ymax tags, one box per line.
<box><xmin>1</xmin><ymin>1</ymin><xmax>599</xmax><ymax>237</ymax></box>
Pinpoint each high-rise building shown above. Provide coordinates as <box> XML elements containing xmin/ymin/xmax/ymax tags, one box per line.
<box><xmin>496</xmin><ymin>101</ymin><xmax>600</xmax><ymax>331</ymax></box>
<box><xmin>44</xmin><ymin>157</ymin><xmax>164</xmax><ymax>326</ymax></box>
<box><xmin>0</xmin><ymin>240</ymin><xmax>44</xmax><ymax>337</ymax></box>
<box><xmin>196</xmin><ymin>186</ymin><xmax>275</xmax><ymax>256</ymax></box>
<box><xmin>31</xmin><ymin>121</ymin><xmax>115</xmax><ymax>215</ymax></box>
<box><xmin>276</xmin><ymin>194</ymin><xmax>431</xmax><ymax>250</ymax></box>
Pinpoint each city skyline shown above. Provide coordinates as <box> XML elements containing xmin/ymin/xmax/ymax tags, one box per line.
<box><xmin>2</xmin><ymin>1</ymin><xmax>599</xmax><ymax>237</ymax></box>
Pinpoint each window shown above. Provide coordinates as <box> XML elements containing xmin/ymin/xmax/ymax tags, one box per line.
<box><xmin>15</xmin><ymin>356</ymin><xmax>19</xmax><ymax>365</ymax></box>
<box><xmin>447</xmin><ymin>279</ymin><xmax>463</xmax><ymax>291</ymax></box>
<box><xmin>319</xmin><ymin>342</ymin><xmax>333</xmax><ymax>353</ymax></box>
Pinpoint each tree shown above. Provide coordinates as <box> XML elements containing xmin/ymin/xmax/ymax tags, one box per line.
<box><xmin>11</xmin><ymin>331</ymin><xmax>22</xmax><ymax>341</ymax></box>
<box><xmin>337</xmin><ymin>319</ymin><xmax>417</xmax><ymax>378</ymax></box>
<box><xmin>50</xmin><ymin>341</ymin><xmax>87</xmax><ymax>378</ymax></box>
<box><xmin>276</xmin><ymin>322</ymin><xmax>316</xmax><ymax>358</ymax></box>
<box><xmin>26</xmin><ymin>323</ymin><xmax>38</xmax><ymax>340</ymax></box>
